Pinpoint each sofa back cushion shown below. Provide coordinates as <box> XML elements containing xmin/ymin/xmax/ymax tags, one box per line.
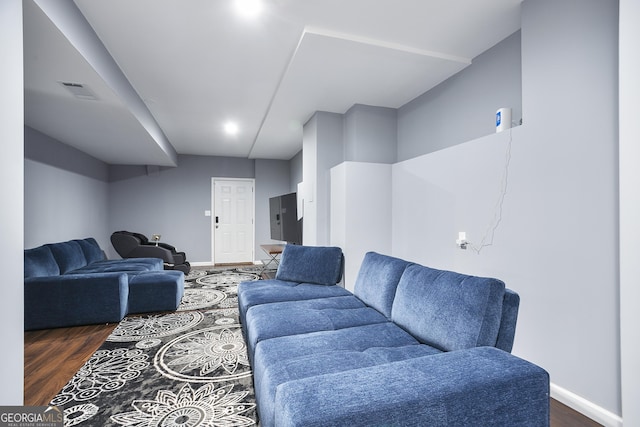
<box><xmin>391</xmin><ymin>264</ymin><xmax>505</xmax><ymax>352</ymax></box>
<box><xmin>353</xmin><ymin>252</ymin><xmax>412</xmax><ymax>319</ymax></box>
<box><xmin>46</xmin><ymin>240</ymin><xmax>88</xmax><ymax>274</ymax></box>
<box><xmin>24</xmin><ymin>245</ymin><xmax>60</xmax><ymax>278</ymax></box>
<box><xmin>275</xmin><ymin>245</ymin><xmax>343</xmax><ymax>285</ymax></box>
<box><xmin>74</xmin><ymin>238</ymin><xmax>106</xmax><ymax>264</ymax></box>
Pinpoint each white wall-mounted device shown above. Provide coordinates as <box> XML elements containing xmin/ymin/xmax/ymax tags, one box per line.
<box><xmin>456</xmin><ymin>231</ymin><xmax>468</xmax><ymax>250</ymax></box>
<box><xmin>496</xmin><ymin>107</ymin><xmax>512</xmax><ymax>133</ymax></box>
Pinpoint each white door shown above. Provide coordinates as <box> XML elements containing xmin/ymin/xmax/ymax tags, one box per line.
<box><xmin>212</xmin><ymin>179</ymin><xmax>255</xmax><ymax>264</ymax></box>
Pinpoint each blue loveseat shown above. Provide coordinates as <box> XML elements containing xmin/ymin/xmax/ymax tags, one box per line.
<box><xmin>24</xmin><ymin>238</ymin><xmax>185</xmax><ymax>330</ymax></box>
<box><xmin>238</xmin><ymin>245</ymin><xmax>550</xmax><ymax>427</ymax></box>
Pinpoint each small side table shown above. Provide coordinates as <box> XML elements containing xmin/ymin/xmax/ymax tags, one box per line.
<box><xmin>259</xmin><ymin>244</ymin><xmax>285</xmax><ymax>274</ymax></box>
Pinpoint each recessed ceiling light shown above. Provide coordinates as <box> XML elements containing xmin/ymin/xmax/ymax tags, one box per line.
<box><xmin>224</xmin><ymin>121</ymin><xmax>239</xmax><ymax>135</ymax></box>
<box><xmin>233</xmin><ymin>0</ymin><xmax>263</xmax><ymax>19</ymax></box>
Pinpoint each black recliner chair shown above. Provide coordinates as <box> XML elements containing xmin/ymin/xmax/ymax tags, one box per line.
<box><xmin>111</xmin><ymin>231</ymin><xmax>191</xmax><ymax>274</ymax></box>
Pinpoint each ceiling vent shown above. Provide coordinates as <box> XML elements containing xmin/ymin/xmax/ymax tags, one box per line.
<box><xmin>59</xmin><ymin>81</ymin><xmax>98</xmax><ymax>100</ymax></box>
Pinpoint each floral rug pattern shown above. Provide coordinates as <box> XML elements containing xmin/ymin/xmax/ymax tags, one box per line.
<box><xmin>50</xmin><ymin>268</ymin><xmax>267</xmax><ymax>426</ymax></box>
<box><xmin>177</xmin><ymin>268</ymin><xmax>262</xmax><ymax>312</ymax></box>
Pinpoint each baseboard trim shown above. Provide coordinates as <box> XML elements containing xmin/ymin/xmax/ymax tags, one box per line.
<box><xmin>190</xmin><ymin>261</ymin><xmax>264</xmax><ymax>267</ymax></box>
<box><xmin>550</xmin><ymin>383</ymin><xmax>622</xmax><ymax>427</ymax></box>
<box><xmin>189</xmin><ymin>261</ymin><xmax>212</xmax><ymax>267</ymax></box>
<box><xmin>189</xmin><ymin>260</ymin><xmax>264</xmax><ymax>267</ymax></box>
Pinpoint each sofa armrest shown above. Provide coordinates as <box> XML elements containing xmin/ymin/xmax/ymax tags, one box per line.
<box><xmin>24</xmin><ymin>273</ymin><xmax>128</xmax><ymax>330</ymax></box>
<box><xmin>274</xmin><ymin>346</ymin><xmax>549</xmax><ymax>427</ymax></box>
<box><xmin>496</xmin><ymin>288</ymin><xmax>520</xmax><ymax>352</ymax></box>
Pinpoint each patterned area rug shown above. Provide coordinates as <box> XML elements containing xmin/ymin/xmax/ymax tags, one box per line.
<box><xmin>50</xmin><ymin>268</ymin><xmax>269</xmax><ymax>426</ymax></box>
<box><xmin>178</xmin><ymin>267</ymin><xmax>263</xmax><ymax>312</ymax></box>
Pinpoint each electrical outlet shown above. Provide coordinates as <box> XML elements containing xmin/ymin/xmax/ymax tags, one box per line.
<box><xmin>456</xmin><ymin>232</ymin><xmax>468</xmax><ymax>249</ymax></box>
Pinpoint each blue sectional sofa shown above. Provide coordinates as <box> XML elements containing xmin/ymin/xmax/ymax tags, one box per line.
<box><xmin>24</xmin><ymin>238</ymin><xmax>185</xmax><ymax>330</ymax></box>
<box><xmin>238</xmin><ymin>245</ymin><xmax>550</xmax><ymax>427</ymax></box>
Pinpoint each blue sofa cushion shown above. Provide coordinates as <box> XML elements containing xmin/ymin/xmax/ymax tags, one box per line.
<box><xmin>24</xmin><ymin>245</ymin><xmax>60</xmax><ymax>278</ymax></box>
<box><xmin>127</xmin><ymin>271</ymin><xmax>185</xmax><ymax>314</ymax></box>
<box><xmin>273</xmin><ymin>346</ymin><xmax>550</xmax><ymax>427</ymax></box>
<box><xmin>257</xmin><ymin>345</ymin><xmax>441</xmax><ymax>427</ymax></box>
<box><xmin>245</xmin><ymin>303</ymin><xmax>388</xmax><ymax>358</ymax></box>
<box><xmin>238</xmin><ymin>279</ymin><xmax>352</xmax><ymax>323</ymax></box>
<box><xmin>69</xmin><ymin>258</ymin><xmax>163</xmax><ymax>275</ymax></box>
<box><xmin>24</xmin><ymin>273</ymin><xmax>128</xmax><ymax>330</ymax></box>
<box><xmin>74</xmin><ymin>238</ymin><xmax>106</xmax><ymax>264</ymax></box>
<box><xmin>46</xmin><ymin>240</ymin><xmax>87</xmax><ymax>274</ymax></box>
<box><xmin>247</xmin><ymin>295</ymin><xmax>365</xmax><ymax>312</ymax></box>
<box><xmin>353</xmin><ymin>252</ymin><xmax>412</xmax><ymax>319</ymax></box>
<box><xmin>244</xmin><ymin>295</ymin><xmax>366</xmax><ymax>336</ymax></box>
<box><xmin>391</xmin><ymin>264</ymin><xmax>505</xmax><ymax>351</ymax></box>
<box><xmin>275</xmin><ymin>245</ymin><xmax>343</xmax><ymax>285</ymax></box>
<box><xmin>253</xmin><ymin>322</ymin><xmax>420</xmax><ymax>386</ymax></box>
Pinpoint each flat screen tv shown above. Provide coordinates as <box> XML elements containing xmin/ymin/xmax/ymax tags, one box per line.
<box><xmin>269</xmin><ymin>192</ymin><xmax>302</xmax><ymax>245</ymax></box>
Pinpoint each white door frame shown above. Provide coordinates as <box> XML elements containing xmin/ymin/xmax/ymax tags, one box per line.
<box><xmin>211</xmin><ymin>178</ymin><xmax>255</xmax><ymax>265</ymax></box>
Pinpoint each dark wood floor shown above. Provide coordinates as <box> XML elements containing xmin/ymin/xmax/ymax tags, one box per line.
<box><xmin>24</xmin><ymin>323</ymin><xmax>117</xmax><ymax>407</ymax></box>
<box><xmin>25</xmin><ymin>324</ymin><xmax>602</xmax><ymax>426</ymax></box>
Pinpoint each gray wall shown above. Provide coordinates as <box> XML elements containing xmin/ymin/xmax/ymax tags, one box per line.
<box><xmin>303</xmin><ymin>112</ymin><xmax>345</xmax><ymax>246</ymax></box>
<box><xmin>25</xmin><ymin>126</ymin><xmax>109</xmax><ymax>182</ymax></box>
<box><xmin>23</xmin><ymin>136</ymin><xmax>294</xmax><ymax>264</ymax></box>
<box><xmin>289</xmin><ymin>150</ymin><xmax>303</xmax><ymax>192</ymax></box>
<box><xmin>302</xmin><ymin>106</ymin><xmax>398</xmax><ymax>246</ymax></box>
<box><xmin>1</xmin><ymin>0</ymin><xmax>24</xmax><ymax>405</ymax></box>
<box><xmin>108</xmin><ymin>155</ymin><xmax>256</xmax><ymax>263</ymax></box>
<box><xmin>398</xmin><ymin>30</ymin><xmax>522</xmax><ymax>161</ymax></box>
<box><xmin>391</xmin><ymin>0</ymin><xmax>619</xmax><ymax>421</ymax></box>
<box><xmin>255</xmin><ymin>158</ymin><xmax>294</xmax><ymax>250</ymax></box>
<box><xmin>24</xmin><ymin>127</ymin><xmax>111</xmax><ymax>252</ymax></box>
<box><xmin>344</xmin><ymin>104</ymin><xmax>397</xmax><ymax>164</ymax></box>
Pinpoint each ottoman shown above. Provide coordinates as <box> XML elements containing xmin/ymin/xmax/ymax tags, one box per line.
<box><xmin>127</xmin><ymin>270</ymin><xmax>185</xmax><ymax>314</ymax></box>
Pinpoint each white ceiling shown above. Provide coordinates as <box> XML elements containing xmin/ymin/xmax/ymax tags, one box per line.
<box><xmin>23</xmin><ymin>0</ymin><xmax>521</xmax><ymax>165</ymax></box>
